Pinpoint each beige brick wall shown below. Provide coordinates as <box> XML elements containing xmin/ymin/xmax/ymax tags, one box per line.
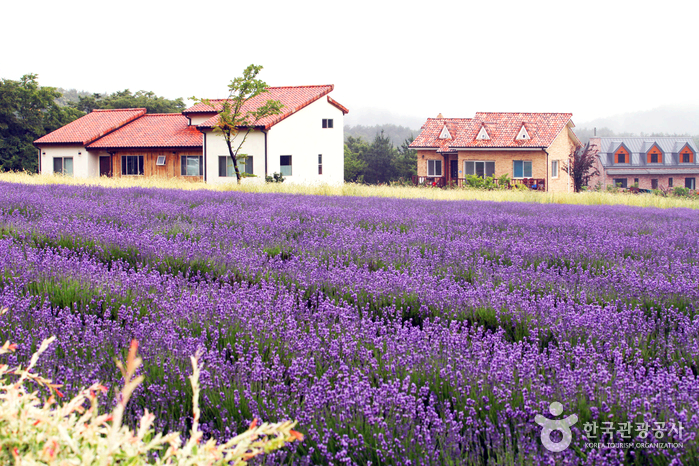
<box><xmin>417</xmin><ymin>150</ymin><xmax>443</xmax><ymax>177</ymax></box>
<box><xmin>546</xmin><ymin>126</ymin><xmax>577</xmax><ymax>193</ymax></box>
<box><xmin>457</xmin><ymin>150</ymin><xmax>547</xmax><ymax>180</ymax></box>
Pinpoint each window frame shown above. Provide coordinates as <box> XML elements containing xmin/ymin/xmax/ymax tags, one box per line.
<box><xmin>322</xmin><ymin>119</ymin><xmax>334</xmax><ymax>129</ymax></box>
<box><xmin>121</xmin><ymin>155</ymin><xmax>144</xmax><ymax>176</ymax></box>
<box><xmin>318</xmin><ymin>154</ymin><xmax>323</xmax><ymax>175</ymax></box>
<box><xmin>156</xmin><ymin>155</ymin><xmax>166</xmax><ymax>166</ymax></box>
<box><xmin>180</xmin><ymin>155</ymin><xmax>204</xmax><ymax>177</ymax></box>
<box><xmin>427</xmin><ymin>159</ymin><xmax>442</xmax><ymax>177</ymax></box>
<box><xmin>280</xmin><ymin>155</ymin><xmax>292</xmax><ymax>176</ymax></box>
<box><xmin>464</xmin><ymin>160</ymin><xmax>495</xmax><ymax>179</ymax></box>
<box><xmin>669</xmin><ymin>177</ymin><xmax>674</xmax><ymax>188</ymax></box>
<box><xmin>651</xmin><ymin>179</ymin><xmax>659</xmax><ymax>190</ymax></box>
<box><xmin>513</xmin><ymin>160</ymin><xmax>533</xmax><ymax>179</ymax></box>
<box><xmin>686</xmin><ymin>177</ymin><xmax>696</xmax><ymax>190</ymax></box>
<box><xmin>551</xmin><ymin>160</ymin><xmax>559</xmax><ymax>178</ymax></box>
<box><xmin>53</xmin><ymin>157</ymin><xmax>74</xmax><ymax>176</ymax></box>
<box><xmin>613</xmin><ymin>178</ymin><xmax>628</xmax><ymax>189</ymax></box>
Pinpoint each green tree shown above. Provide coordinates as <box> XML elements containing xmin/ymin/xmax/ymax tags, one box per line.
<box><xmin>564</xmin><ymin>142</ymin><xmax>600</xmax><ymax>192</ymax></box>
<box><xmin>0</xmin><ymin>74</ymin><xmax>83</xmax><ymax>172</ymax></box>
<box><xmin>343</xmin><ymin>136</ymin><xmax>369</xmax><ymax>182</ymax></box>
<box><xmin>393</xmin><ymin>136</ymin><xmax>417</xmax><ymax>180</ymax></box>
<box><xmin>71</xmin><ymin>90</ymin><xmax>185</xmax><ymax>114</ymax></box>
<box><xmin>191</xmin><ymin>65</ymin><xmax>283</xmax><ymax>185</ymax></box>
<box><xmin>361</xmin><ymin>130</ymin><xmax>396</xmax><ymax>184</ymax></box>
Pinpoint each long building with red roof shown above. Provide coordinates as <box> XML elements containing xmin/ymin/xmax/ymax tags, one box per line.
<box><xmin>34</xmin><ymin>85</ymin><xmax>348</xmax><ymax>184</ymax></box>
<box><xmin>410</xmin><ymin>112</ymin><xmax>581</xmax><ymax>192</ymax></box>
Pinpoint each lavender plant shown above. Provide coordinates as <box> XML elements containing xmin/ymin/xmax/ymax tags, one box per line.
<box><xmin>0</xmin><ymin>181</ymin><xmax>696</xmax><ymax>464</ymax></box>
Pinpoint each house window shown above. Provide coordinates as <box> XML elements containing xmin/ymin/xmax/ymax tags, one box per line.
<box><xmin>181</xmin><ymin>155</ymin><xmax>203</xmax><ymax>176</ymax></box>
<box><xmin>669</xmin><ymin>177</ymin><xmax>673</xmax><ymax>187</ymax></box>
<box><xmin>464</xmin><ymin>161</ymin><xmax>495</xmax><ymax>178</ymax></box>
<box><xmin>318</xmin><ymin>154</ymin><xmax>323</xmax><ymax>175</ymax></box>
<box><xmin>156</xmin><ymin>155</ymin><xmax>166</xmax><ymax>166</ymax></box>
<box><xmin>651</xmin><ymin>179</ymin><xmax>658</xmax><ymax>189</ymax></box>
<box><xmin>615</xmin><ymin>147</ymin><xmax>629</xmax><ymax>164</ymax></box>
<box><xmin>322</xmin><ymin>119</ymin><xmax>333</xmax><ymax>129</ymax></box>
<box><xmin>680</xmin><ymin>148</ymin><xmax>694</xmax><ymax>163</ymax></box>
<box><xmin>613</xmin><ymin>178</ymin><xmax>627</xmax><ymax>189</ymax></box>
<box><xmin>218</xmin><ymin>156</ymin><xmax>252</xmax><ymax>177</ymax></box>
<box><xmin>427</xmin><ymin>159</ymin><xmax>442</xmax><ymax>177</ymax></box>
<box><xmin>686</xmin><ymin>178</ymin><xmax>696</xmax><ymax>190</ymax></box>
<box><xmin>53</xmin><ymin>157</ymin><xmax>74</xmax><ymax>176</ymax></box>
<box><xmin>634</xmin><ymin>178</ymin><xmax>639</xmax><ymax>186</ymax></box>
<box><xmin>551</xmin><ymin>160</ymin><xmax>559</xmax><ymax>178</ymax></box>
<box><xmin>513</xmin><ymin>160</ymin><xmax>532</xmax><ymax>178</ymax></box>
<box><xmin>280</xmin><ymin>155</ymin><xmax>292</xmax><ymax>176</ymax></box>
<box><xmin>121</xmin><ymin>155</ymin><xmax>144</xmax><ymax>175</ymax></box>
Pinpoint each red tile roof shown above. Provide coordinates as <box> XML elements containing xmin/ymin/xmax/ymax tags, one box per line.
<box><xmin>327</xmin><ymin>96</ymin><xmax>349</xmax><ymax>115</ymax></box>
<box><xmin>410</xmin><ymin>112</ymin><xmax>574</xmax><ymax>152</ymax></box>
<box><xmin>186</xmin><ymin>85</ymin><xmax>344</xmax><ymax>130</ymax></box>
<box><xmin>34</xmin><ymin>108</ymin><xmax>147</xmax><ymax>145</ymax></box>
<box><xmin>87</xmin><ymin>114</ymin><xmax>202</xmax><ymax>149</ymax></box>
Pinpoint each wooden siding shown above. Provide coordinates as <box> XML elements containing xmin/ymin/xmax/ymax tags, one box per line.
<box><xmin>106</xmin><ymin>150</ymin><xmax>204</xmax><ymax>180</ymax></box>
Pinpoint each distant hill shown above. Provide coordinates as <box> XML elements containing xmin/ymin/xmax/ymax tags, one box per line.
<box><xmin>344</xmin><ymin>124</ymin><xmax>419</xmax><ymax>147</ymax></box>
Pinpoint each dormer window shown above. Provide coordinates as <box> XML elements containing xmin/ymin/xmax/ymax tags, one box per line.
<box><xmin>438</xmin><ymin>125</ymin><xmax>452</xmax><ymax>140</ymax></box>
<box><xmin>646</xmin><ymin>144</ymin><xmax>663</xmax><ymax>164</ymax></box>
<box><xmin>515</xmin><ymin>124</ymin><xmax>530</xmax><ymax>140</ymax></box>
<box><xmin>680</xmin><ymin>146</ymin><xmax>694</xmax><ymax>163</ymax></box>
<box><xmin>476</xmin><ymin>126</ymin><xmax>490</xmax><ymax>140</ymax></box>
<box><xmin>615</xmin><ymin>146</ymin><xmax>629</xmax><ymax>164</ymax></box>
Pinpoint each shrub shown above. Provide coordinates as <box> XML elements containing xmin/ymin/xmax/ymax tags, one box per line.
<box><xmin>265</xmin><ymin>172</ymin><xmax>285</xmax><ymax>183</ymax></box>
<box><xmin>0</xmin><ymin>327</ymin><xmax>301</xmax><ymax>465</ymax></box>
<box><xmin>673</xmin><ymin>186</ymin><xmax>690</xmax><ymax>197</ymax></box>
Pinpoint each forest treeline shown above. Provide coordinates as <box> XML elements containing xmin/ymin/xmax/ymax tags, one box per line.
<box><xmin>343</xmin><ymin>132</ymin><xmax>417</xmax><ymax>183</ymax></box>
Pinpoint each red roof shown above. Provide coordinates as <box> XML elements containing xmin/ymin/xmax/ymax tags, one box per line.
<box><xmin>410</xmin><ymin>112</ymin><xmax>574</xmax><ymax>152</ymax></box>
<box><xmin>87</xmin><ymin>114</ymin><xmax>202</xmax><ymax>149</ymax></box>
<box><xmin>186</xmin><ymin>85</ymin><xmax>345</xmax><ymax>130</ymax></box>
<box><xmin>34</xmin><ymin>108</ymin><xmax>146</xmax><ymax>145</ymax></box>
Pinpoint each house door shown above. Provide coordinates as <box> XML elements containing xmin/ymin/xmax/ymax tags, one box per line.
<box><xmin>99</xmin><ymin>156</ymin><xmax>111</xmax><ymax>177</ymax></box>
<box><xmin>450</xmin><ymin>160</ymin><xmax>458</xmax><ymax>180</ymax></box>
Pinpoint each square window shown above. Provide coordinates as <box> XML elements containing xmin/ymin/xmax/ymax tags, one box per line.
<box><xmin>181</xmin><ymin>155</ymin><xmax>203</xmax><ymax>176</ymax></box>
<box><xmin>650</xmin><ymin>153</ymin><xmax>658</xmax><ymax>163</ymax></box>
<box><xmin>122</xmin><ymin>155</ymin><xmax>144</xmax><ymax>175</ymax></box>
<box><xmin>322</xmin><ymin>119</ymin><xmax>333</xmax><ymax>129</ymax></box>
<box><xmin>280</xmin><ymin>155</ymin><xmax>292</xmax><ymax>176</ymax></box>
<box><xmin>513</xmin><ymin>160</ymin><xmax>532</xmax><ymax>178</ymax></box>
<box><xmin>427</xmin><ymin>159</ymin><xmax>442</xmax><ymax>177</ymax></box>
<box><xmin>156</xmin><ymin>155</ymin><xmax>166</xmax><ymax>166</ymax></box>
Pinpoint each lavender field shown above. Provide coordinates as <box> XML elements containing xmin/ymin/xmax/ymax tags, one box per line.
<box><xmin>0</xmin><ymin>181</ymin><xmax>697</xmax><ymax>465</ymax></box>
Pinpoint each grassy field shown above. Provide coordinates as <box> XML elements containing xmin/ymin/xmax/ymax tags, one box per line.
<box><xmin>2</xmin><ymin>171</ymin><xmax>699</xmax><ymax>209</ymax></box>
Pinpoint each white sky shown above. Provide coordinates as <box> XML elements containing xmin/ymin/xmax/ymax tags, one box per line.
<box><xmin>3</xmin><ymin>0</ymin><xmax>698</xmax><ymax>127</ymax></box>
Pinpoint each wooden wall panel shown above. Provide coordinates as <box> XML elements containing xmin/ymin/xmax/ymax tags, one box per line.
<box><xmin>109</xmin><ymin>150</ymin><xmax>203</xmax><ymax>180</ymax></box>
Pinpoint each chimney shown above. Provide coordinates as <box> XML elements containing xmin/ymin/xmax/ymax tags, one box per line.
<box><xmin>437</xmin><ymin>113</ymin><xmax>443</xmax><ymax>118</ymax></box>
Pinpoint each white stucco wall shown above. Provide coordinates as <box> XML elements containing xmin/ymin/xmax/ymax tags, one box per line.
<box><xmin>38</xmin><ymin>145</ymin><xmax>95</xmax><ymax>177</ymax></box>
<box><xmin>267</xmin><ymin>97</ymin><xmax>344</xmax><ymax>185</ymax></box>
<box><xmin>204</xmin><ymin>130</ymin><xmax>267</xmax><ymax>185</ymax></box>
<box><xmin>204</xmin><ymin>96</ymin><xmax>345</xmax><ymax>185</ymax></box>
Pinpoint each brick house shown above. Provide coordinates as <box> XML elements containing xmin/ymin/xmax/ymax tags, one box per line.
<box><xmin>34</xmin><ymin>85</ymin><xmax>348</xmax><ymax>184</ymax></box>
<box><xmin>588</xmin><ymin>137</ymin><xmax>699</xmax><ymax>190</ymax></box>
<box><xmin>409</xmin><ymin>112</ymin><xmax>581</xmax><ymax>192</ymax></box>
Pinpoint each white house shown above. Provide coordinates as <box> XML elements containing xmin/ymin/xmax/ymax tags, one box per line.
<box><xmin>34</xmin><ymin>85</ymin><xmax>348</xmax><ymax>185</ymax></box>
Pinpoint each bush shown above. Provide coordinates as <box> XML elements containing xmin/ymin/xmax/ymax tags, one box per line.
<box><xmin>673</xmin><ymin>186</ymin><xmax>690</xmax><ymax>197</ymax></box>
<box><xmin>265</xmin><ymin>172</ymin><xmax>285</xmax><ymax>183</ymax></box>
<box><xmin>0</xmin><ymin>326</ymin><xmax>301</xmax><ymax>465</ymax></box>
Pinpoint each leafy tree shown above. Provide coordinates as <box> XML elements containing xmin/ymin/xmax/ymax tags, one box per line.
<box><xmin>70</xmin><ymin>89</ymin><xmax>185</xmax><ymax>114</ymax></box>
<box><xmin>0</xmin><ymin>74</ymin><xmax>83</xmax><ymax>172</ymax></box>
<box><xmin>393</xmin><ymin>136</ymin><xmax>417</xmax><ymax>180</ymax></box>
<box><xmin>361</xmin><ymin>130</ymin><xmax>395</xmax><ymax>184</ymax></box>
<box><xmin>564</xmin><ymin>142</ymin><xmax>600</xmax><ymax>192</ymax></box>
<box><xmin>191</xmin><ymin>65</ymin><xmax>283</xmax><ymax>185</ymax></box>
<box><xmin>343</xmin><ymin>136</ymin><xmax>369</xmax><ymax>182</ymax></box>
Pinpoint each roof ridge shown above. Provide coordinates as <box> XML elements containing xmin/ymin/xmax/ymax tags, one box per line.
<box><xmin>93</xmin><ymin>108</ymin><xmax>147</xmax><ymax>113</ymax></box>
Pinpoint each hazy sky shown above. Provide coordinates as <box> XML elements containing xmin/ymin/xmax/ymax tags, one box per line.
<box><xmin>4</xmin><ymin>0</ymin><xmax>698</xmax><ymax>128</ymax></box>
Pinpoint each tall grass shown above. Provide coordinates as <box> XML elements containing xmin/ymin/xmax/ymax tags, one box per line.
<box><xmin>3</xmin><ymin>172</ymin><xmax>698</xmax><ymax>209</ymax></box>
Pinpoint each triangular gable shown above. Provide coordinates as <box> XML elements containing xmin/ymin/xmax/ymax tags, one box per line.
<box><xmin>679</xmin><ymin>143</ymin><xmax>695</xmax><ymax>162</ymax></box>
<box><xmin>515</xmin><ymin>124</ymin><xmax>530</xmax><ymax>140</ymax></box>
<box><xmin>475</xmin><ymin>126</ymin><xmax>490</xmax><ymax>140</ymax></box>
<box><xmin>439</xmin><ymin>125</ymin><xmax>452</xmax><ymax>140</ymax></box>
<box><xmin>612</xmin><ymin>142</ymin><xmax>631</xmax><ymax>164</ymax></box>
<box><xmin>646</xmin><ymin>143</ymin><xmax>664</xmax><ymax>163</ymax></box>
